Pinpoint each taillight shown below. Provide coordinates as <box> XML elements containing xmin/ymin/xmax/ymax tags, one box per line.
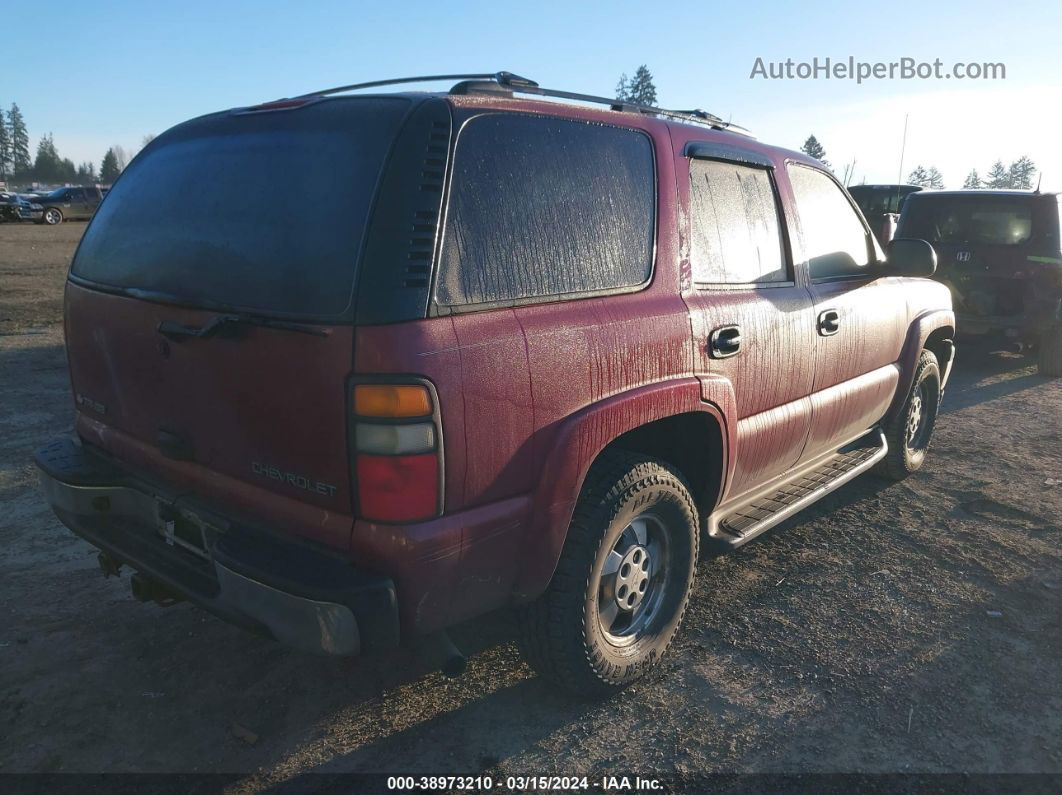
<box><xmin>351</xmin><ymin>382</ymin><xmax>441</xmax><ymax>523</ymax></box>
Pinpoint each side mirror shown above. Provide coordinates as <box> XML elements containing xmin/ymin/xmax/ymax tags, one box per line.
<box><xmin>885</xmin><ymin>237</ymin><xmax>937</xmax><ymax>277</ymax></box>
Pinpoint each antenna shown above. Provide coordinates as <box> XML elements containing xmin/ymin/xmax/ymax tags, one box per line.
<box><xmin>894</xmin><ymin>113</ymin><xmax>909</xmax><ymax>207</ymax></box>
<box><xmin>1036</xmin><ymin>172</ymin><xmax>1043</xmax><ymax>193</ymax></box>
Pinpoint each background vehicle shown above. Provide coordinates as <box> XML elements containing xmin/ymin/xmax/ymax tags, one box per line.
<box><xmin>0</xmin><ymin>192</ymin><xmax>42</xmax><ymax>222</ymax></box>
<box><xmin>35</xmin><ymin>72</ymin><xmax>954</xmax><ymax>695</ymax></box>
<box><xmin>848</xmin><ymin>184</ymin><xmax>923</xmax><ymax>245</ymax></box>
<box><xmin>896</xmin><ymin>190</ymin><xmax>1062</xmax><ymax>375</ymax></box>
<box><xmin>35</xmin><ymin>185</ymin><xmax>105</xmax><ymax>225</ymax></box>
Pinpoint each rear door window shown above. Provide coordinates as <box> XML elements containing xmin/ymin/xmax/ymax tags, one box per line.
<box><xmin>788</xmin><ymin>164</ymin><xmax>872</xmax><ymax>280</ymax></box>
<box><xmin>689</xmin><ymin>159</ymin><xmax>786</xmax><ymax>284</ymax></box>
<box><xmin>436</xmin><ymin>114</ymin><xmax>655</xmax><ymax>309</ymax></box>
<box><xmin>71</xmin><ymin>97</ymin><xmax>410</xmax><ymax>318</ymax></box>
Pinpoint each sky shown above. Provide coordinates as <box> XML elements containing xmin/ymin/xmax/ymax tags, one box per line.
<box><xmin>4</xmin><ymin>0</ymin><xmax>1062</xmax><ymax>188</ymax></box>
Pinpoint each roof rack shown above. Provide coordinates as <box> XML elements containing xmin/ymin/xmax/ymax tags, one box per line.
<box><xmin>293</xmin><ymin>71</ymin><xmax>750</xmax><ymax>135</ymax></box>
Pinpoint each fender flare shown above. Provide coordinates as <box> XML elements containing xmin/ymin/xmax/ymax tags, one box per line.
<box><xmin>511</xmin><ymin>376</ymin><xmax>734</xmax><ymax>600</ymax></box>
<box><xmin>887</xmin><ymin>308</ymin><xmax>956</xmax><ymax>418</ymax></box>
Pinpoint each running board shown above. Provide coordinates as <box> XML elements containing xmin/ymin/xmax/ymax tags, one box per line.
<box><xmin>707</xmin><ymin>428</ymin><xmax>887</xmax><ymax>549</ymax></box>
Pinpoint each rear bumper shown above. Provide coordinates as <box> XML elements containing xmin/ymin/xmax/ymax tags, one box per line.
<box><xmin>34</xmin><ymin>436</ymin><xmax>399</xmax><ymax>656</ymax></box>
<box><xmin>955</xmin><ymin>298</ymin><xmax>1062</xmax><ymax>339</ymax></box>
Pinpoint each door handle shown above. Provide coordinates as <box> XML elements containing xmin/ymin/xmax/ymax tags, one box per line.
<box><xmin>817</xmin><ymin>309</ymin><xmax>840</xmax><ymax>336</ymax></box>
<box><xmin>709</xmin><ymin>325</ymin><xmax>742</xmax><ymax>358</ymax></box>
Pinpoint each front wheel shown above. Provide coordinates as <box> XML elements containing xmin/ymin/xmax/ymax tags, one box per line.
<box><xmin>518</xmin><ymin>451</ymin><xmax>699</xmax><ymax>696</ymax></box>
<box><xmin>42</xmin><ymin>207</ymin><xmax>63</xmax><ymax>225</ymax></box>
<box><xmin>878</xmin><ymin>349</ymin><xmax>941</xmax><ymax>480</ymax></box>
<box><xmin>1038</xmin><ymin>326</ymin><xmax>1062</xmax><ymax>377</ymax></box>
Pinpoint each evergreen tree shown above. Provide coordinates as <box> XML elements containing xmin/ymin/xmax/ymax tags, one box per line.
<box><xmin>800</xmin><ymin>135</ymin><xmax>830</xmax><ymax>168</ymax></box>
<box><xmin>33</xmin><ymin>133</ymin><xmax>63</xmax><ymax>183</ymax></box>
<box><xmin>60</xmin><ymin>157</ymin><xmax>77</xmax><ymax>183</ymax></box>
<box><xmin>962</xmin><ymin>169</ymin><xmax>983</xmax><ymax>189</ymax></box>
<box><xmin>907</xmin><ymin>165</ymin><xmax>929</xmax><ymax>187</ymax></box>
<box><xmin>627</xmin><ymin>65</ymin><xmax>657</xmax><ymax>106</ymax></box>
<box><xmin>1008</xmin><ymin>156</ymin><xmax>1036</xmax><ymax>190</ymax></box>
<box><xmin>615</xmin><ymin>65</ymin><xmax>658</xmax><ymax>106</ymax></box>
<box><xmin>100</xmin><ymin>148</ymin><xmax>121</xmax><ymax>183</ymax></box>
<box><xmin>0</xmin><ymin>104</ymin><xmax>11</xmax><ymax>181</ymax></box>
<box><xmin>75</xmin><ymin>161</ymin><xmax>97</xmax><ymax>183</ymax></box>
<box><xmin>925</xmin><ymin>167</ymin><xmax>945</xmax><ymax>190</ymax></box>
<box><xmin>8</xmin><ymin>103</ymin><xmax>30</xmax><ymax>176</ymax></box>
<box><xmin>985</xmin><ymin>160</ymin><xmax>1010</xmax><ymax>188</ymax></box>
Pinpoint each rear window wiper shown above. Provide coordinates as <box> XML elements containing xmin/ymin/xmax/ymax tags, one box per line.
<box><xmin>157</xmin><ymin>314</ymin><xmax>330</xmax><ymax>341</ymax></box>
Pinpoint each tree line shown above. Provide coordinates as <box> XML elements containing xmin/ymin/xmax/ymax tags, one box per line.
<box><xmin>907</xmin><ymin>157</ymin><xmax>1037</xmax><ymax>190</ymax></box>
<box><xmin>0</xmin><ymin>101</ymin><xmax>149</xmax><ymax>187</ymax></box>
<box><xmin>801</xmin><ymin>135</ymin><xmax>1038</xmax><ymax>191</ymax></box>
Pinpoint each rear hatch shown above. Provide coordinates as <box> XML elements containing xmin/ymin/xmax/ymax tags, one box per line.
<box><xmin>898</xmin><ymin>193</ymin><xmax>1062</xmax><ymax>322</ymax></box>
<box><xmin>65</xmin><ymin>96</ymin><xmax>412</xmax><ymax>548</ymax></box>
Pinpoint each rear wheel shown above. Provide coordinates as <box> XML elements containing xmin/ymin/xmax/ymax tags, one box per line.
<box><xmin>1038</xmin><ymin>326</ymin><xmax>1062</xmax><ymax>377</ymax></box>
<box><xmin>518</xmin><ymin>451</ymin><xmax>699</xmax><ymax>696</ymax></box>
<box><xmin>42</xmin><ymin>207</ymin><xmax>63</xmax><ymax>226</ymax></box>
<box><xmin>878</xmin><ymin>349</ymin><xmax>941</xmax><ymax>480</ymax></box>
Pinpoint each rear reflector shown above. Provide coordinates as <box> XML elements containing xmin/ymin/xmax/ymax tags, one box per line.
<box><xmin>354</xmin><ymin>384</ymin><xmax>432</xmax><ymax>418</ymax></box>
<box><xmin>355</xmin><ymin>422</ymin><xmax>435</xmax><ymax>455</ymax></box>
<box><xmin>356</xmin><ymin>454</ymin><xmax>439</xmax><ymax>523</ymax></box>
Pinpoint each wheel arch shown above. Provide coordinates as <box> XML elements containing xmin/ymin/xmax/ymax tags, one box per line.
<box><xmin>886</xmin><ymin>309</ymin><xmax>955</xmax><ymax>420</ymax></box>
<box><xmin>511</xmin><ymin>377</ymin><xmax>730</xmax><ymax>602</ymax></box>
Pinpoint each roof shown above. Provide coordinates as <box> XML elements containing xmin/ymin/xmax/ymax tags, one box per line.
<box><xmin>908</xmin><ymin>190</ymin><xmax>1059</xmax><ymax>199</ymax></box>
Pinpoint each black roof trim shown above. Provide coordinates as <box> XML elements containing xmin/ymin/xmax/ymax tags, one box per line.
<box><xmin>684</xmin><ymin>141</ymin><xmax>772</xmax><ymax>168</ymax></box>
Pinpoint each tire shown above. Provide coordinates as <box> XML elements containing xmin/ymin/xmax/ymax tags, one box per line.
<box><xmin>1038</xmin><ymin>326</ymin><xmax>1062</xmax><ymax>377</ymax></box>
<box><xmin>518</xmin><ymin>450</ymin><xmax>699</xmax><ymax>696</ymax></box>
<box><xmin>42</xmin><ymin>207</ymin><xmax>63</xmax><ymax>226</ymax></box>
<box><xmin>877</xmin><ymin>349</ymin><xmax>941</xmax><ymax>480</ymax></box>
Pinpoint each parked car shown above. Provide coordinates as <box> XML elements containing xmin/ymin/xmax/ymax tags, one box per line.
<box><xmin>34</xmin><ymin>185</ymin><xmax>105</xmax><ymax>225</ymax></box>
<box><xmin>848</xmin><ymin>184</ymin><xmax>923</xmax><ymax>245</ymax></box>
<box><xmin>896</xmin><ymin>190</ymin><xmax>1062</xmax><ymax>375</ymax></box>
<box><xmin>0</xmin><ymin>192</ymin><xmax>42</xmax><ymax>222</ymax></box>
<box><xmin>35</xmin><ymin>72</ymin><xmax>954</xmax><ymax>694</ymax></box>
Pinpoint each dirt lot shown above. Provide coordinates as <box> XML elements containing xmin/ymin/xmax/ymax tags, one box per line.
<box><xmin>1</xmin><ymin>222</ymin><xmax>1060</xmax><ymax>785</ymax></box>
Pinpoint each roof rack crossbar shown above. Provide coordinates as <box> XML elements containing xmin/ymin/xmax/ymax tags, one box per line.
<box><xmin>294</xmin><ymin>71</ymin><xmax>538</xmax><ymax>99</ymax></box>
<box><xmin>291</xmin><ymin>70</ymin><xmax>749</xmax><ymax>135</ymax></box>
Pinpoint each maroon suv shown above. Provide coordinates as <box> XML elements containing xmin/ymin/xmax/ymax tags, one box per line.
<box><xmin>36</xmin><ymin>72</ymin><xmax>954</xmax><ymax>694</ymax></box>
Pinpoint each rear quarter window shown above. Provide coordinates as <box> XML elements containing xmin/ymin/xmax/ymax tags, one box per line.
<box><xmin>436</xmin><ymin>114</ymin><xmax>655</xmax><ymax>309</ymax></box>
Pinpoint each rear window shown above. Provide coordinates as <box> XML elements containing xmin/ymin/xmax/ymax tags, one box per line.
<box><xmin>900</xmin><ymin>197</ymin><xmax>1035</xmax><ymax>246</ymax></box>
<box><xmin>436</xmin><ymin>114</ymin><xmax>655</xmax><ymax>308</ymax></box>
<box><xmin>848</xmin><ymin>186</ymin><xmax>919</xmax><ymax>216</ymax></box>
<box><xmin>72</xmin><ymin>97</ymin><xmax>410</xmax><ymax>317</ymax></box>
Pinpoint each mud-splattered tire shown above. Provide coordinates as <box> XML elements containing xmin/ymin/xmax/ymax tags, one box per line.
<box><xmin>1037</xmin><ymin>327</ymin><xmax>1062</xmax><ymax>377</ymax></box>
<box><xmin>517</xmin><ymin>451</ymin><xmax>699</xmax><ymax>696</ymax></box>
<box><xmin>878</xmin><ymin>349</ymin><xmax>941</xmax><ymax>480</ymax></box>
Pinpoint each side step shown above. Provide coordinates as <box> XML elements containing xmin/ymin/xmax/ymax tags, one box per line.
<box><xmin>707</xmin><ymin>428</ymin><xmax>887</xmax><ymax>549</ymax></box>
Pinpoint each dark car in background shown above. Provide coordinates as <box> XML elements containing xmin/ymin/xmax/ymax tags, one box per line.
<box><xmin>35</xmin><ymin>185</ymin><xmax>105</xmax><ymax>225</ymax></box>
<box><xmin>848</xmin><ymin>184</ymin><xmax>923</xmax><ymax>245</ymax></box>
<box><xmin>0</xmin><ymin>192</ymin><xmax>43</xmax><ymax>222</ymax></box>
<box><xmin>896</xmin><ymin>190</ymin><xmax>1062</xmax><ymax>375</ymax></box>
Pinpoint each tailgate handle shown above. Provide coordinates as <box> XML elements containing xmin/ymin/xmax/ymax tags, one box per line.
<box><xmin>157</xmin><ymin>430</ymin><xmax>194</xmax><ymax>461</ymax></box>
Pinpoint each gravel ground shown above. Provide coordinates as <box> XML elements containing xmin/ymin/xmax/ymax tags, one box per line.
<box><xmin>0</xmin><ymin>222</ymin><xmax>1059</xmax><ymax>787</ymax></box>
